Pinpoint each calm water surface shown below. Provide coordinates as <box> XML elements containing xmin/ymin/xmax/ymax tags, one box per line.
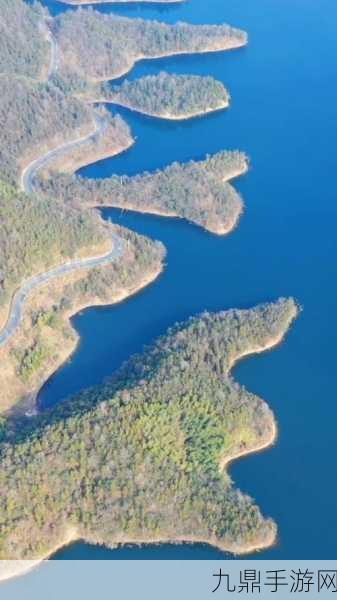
<box><xmin>38</xmin><ymin>0</ymin><xmax>337</xmax><ymax>559</ymax></box>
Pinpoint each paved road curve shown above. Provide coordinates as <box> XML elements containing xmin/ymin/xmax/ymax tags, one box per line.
<box><xmin>20</xmin><ymin>113</ymin><xmax>107</xmax><ymax>193</ymax></box>
<box><xmin>21</xmin><ymin>22</ymin><xmax>107</xmax><ymax>193</ymax></box>
<box><xmin>0</xmin><ymin>31</ymin><xmax>124</xmax><ymax>348</ymax></box>
<box><xmin>0</xmin><ymin>234</ymin><xmax>125</xmax><ymax>348</ymax></box>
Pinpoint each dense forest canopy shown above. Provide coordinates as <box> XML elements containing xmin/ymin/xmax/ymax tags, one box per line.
<box><xmin>0</xmin><ymin>76</ymin><xmax>92</xmax><ymax>186</ymax></box>
<box><xmin>100</xmin><ymin>72</ymin><xmax>229</xmax><ymax>117</ymax></box>
<box><xmin>37</xmin><ymin>151</ymin><xmax>247</xmax><ymax>234</ymax></box>
<box><xmin>0</xmin><ymin>181</ymin><xmax>106</xmax><ymax>308</ymax></box>
<box><xmin>0</xmin><ymin>0</ymin><xmax>301</xmax><ymax>567</ymax></box>
<box><xmin>0</xmin><ymin>299</ymin><xmax>298</xmax><ymax>558</ymax></box>
<box><xmin>0</xmin><ymin>0</ymin><xmax>48</xmax><ymax>79</ymax></box>
<box><xmin>0</xmin><ymin>223</ymin><xmax>165</xmax><ymax>409</ymax></box>
<box><xmin>54</xmin><ymin>9</ymin><xmax>247</xmax><ymax>80</ymax></box>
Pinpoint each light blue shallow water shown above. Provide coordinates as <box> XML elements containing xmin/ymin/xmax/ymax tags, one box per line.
<box><xmin>38</xmin><ymin>0</ymin><xmax>337</xmax><ymax>559</ymax></box>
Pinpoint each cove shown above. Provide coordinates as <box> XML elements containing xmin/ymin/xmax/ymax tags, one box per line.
<box><xmin>38</xmin><ymin>0</ymin><xmax>337</xmax><ymax>559</ymax></box>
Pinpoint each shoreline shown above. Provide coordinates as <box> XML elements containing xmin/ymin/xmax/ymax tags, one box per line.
<box><xmin>79</xmin><ymin>40</ymin><xmax>248</xmax><ymax>84</ymax></box>
<box><xmin>4</xmin><ymin>262</ymin><xmax>163</xmax><ymax>418</ymax></box>
<box><xmin>85</xmin><ymin>162</ymin><xmax>248</xmax><ymax>236</ymax></box>
<box><xmin>0</xmin><ymin>524</ymin><xmax>274</xmax><ymax>584</ymax></box>
<box><xmin>0</xmin><ymin>528</ymin><xmax>78</xmax><ymax>584</ymax></box>
<box><xmin>88</xmin><ymin>201</ymin><xmax>242</xmax><ymax>236</ymax></box>
<box><xmin>0</xmin><ymin>236</ymin><xmax>117</xmax><ymax>347</ymax></box>
<box><xmin>0</xmin><ymin>0</ymin><xmax>300</xmax><ymax>582</ymax></box>
<box><xmin>228</xmin><ymin>314</ymin><xmax>298</xmax><ymax>374</ymax></box>
<box><xmin>19</xmin><ymin>112</ymin><xmax>134</xmax><ymax>192</ymax></box>
<box><xmin>85</xmin><ymin>97</ymin><xmax>229</xmax><ymax>121</ymax></box>
<box><xmin>220</xmin><ymin>418</ymin><xmax>277</xmax><ymax>472</ymax></box>
<box><xmin>19</xmin><ymin>121</ymin><xmax>97</xmax><ymax>192</ymax></box>
<box><xmin>19</xmin><ymin>114</ymin><xmax>134</xmax><ymax>190</ymax></box>
<box><xmin>0</xmin><ymin>314</ymin><xmax>298</xmax><ymax>579</ymax></box>
<box><xmin>0</xmin><ymin>513</ymin><xmax>274</xmax><ymax>584</ymax></box>
<box><xmin>219</xmin><ymin>306</ymin><xmax>299</xmax><ymax>473</ymax></box>
<box><xmin>44</xmin><ymin>134</ymin><xmax>134</xmax><ymax>178</ymax></box>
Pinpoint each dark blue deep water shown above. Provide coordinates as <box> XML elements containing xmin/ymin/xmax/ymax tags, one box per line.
<box><xmin>38</xmin><ymin>0</ymin><xmax>337</xmax><ymax>559</ymax></box>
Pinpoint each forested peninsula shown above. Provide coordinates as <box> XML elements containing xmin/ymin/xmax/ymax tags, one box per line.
<box><xmin>0</xmin><ymin>183</ymin><xmax>165</xmax><ymax>413</ymax></box>
<box><xmin>0</xmin><ymin>0</ymin><xmax>249</xmax><ymax>417</ymax></box>
<box><xmin>92</xmin><ymin>72</ymin><xmax>230</xmax><ymax>119</ymax></box>
<box><xmin>0</xmin><ymin>0</ymin><xmax>298</xmax><ymax>578</ymax></box>
<box><xmin>0</xmin><ymin>76</ymin><xmax>133</xmax><ymax>187</ymax></box>
<box><xmin>54</xmin><ymin>9</ymin><xmax>247</xmax><ymax>81</ymax></box>
<box><xmin>0</xmin><ymin>299</ymin><xmax>298</xmax><ymax>563</ymax></box>
<box><xmin>37</xmin><ymin>151</ymin><xmax>247</xmax><ymax>235</ymax></box>
<box><xmin>0</xmin><ymin>3</ymin><xmax>245</xmax><ymax>188</ymax></box>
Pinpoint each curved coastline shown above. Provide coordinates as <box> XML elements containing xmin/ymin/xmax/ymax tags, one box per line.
<box><xmin>80</xmin><ymin>41</ymin><xmax>248</xmax><ymax>84</ymax></box>
<box><xmin>0</xmin><ymin>234</ymin><xmax>124</xmax><ymax>348</ymax></box>
<box><xmin>4</xmin><ymin>261</ymin><xmax>163</xmax><ymax>418</ymax></box>
<box><xmin>83</xmin><ymin>162</ymin><xmax>248</xmax><ymax>235</ymax></box>
<box><xmin>0</xmin><ymin>1</ymin><xmax>297</xmax><ymax>581</ymax></box>
<box><xmin>218</xmin><ymin>314</ymin><xmax>299</xmax><ymax>472</ymax></box>
<box><xmin>2</xmin><ymin>62</ymin><xmax>199</xmax><ymax>410</ymax></box>
<box><xmin>0</xmin><ymin>311</ymin><xmax>300</xmax><ymax>581</ymax></box>
<box><xmin>94</xmin><ymin>201</ymin><xmax>241</xmax><ymax>235</ymax></box>
<box><xmin>0</xmin><ymin>524</ymin><xmax>274</xmax><ymax>584</ymax></box>
<box><xmin>20</xmin><ymin>114</ymin><xmax>107</xmax><ymax>193</ymax></box>
<box><xmin>85</xmin><ymin>97</ymin><xmax>229</xmax><ymax>121</ymax></box>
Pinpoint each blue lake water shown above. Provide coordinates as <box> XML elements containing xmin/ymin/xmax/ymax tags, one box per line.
<box><xmin>38</xmin><ymin>0</ymin><xmax>337</xmax><ymax>559</ymax></box>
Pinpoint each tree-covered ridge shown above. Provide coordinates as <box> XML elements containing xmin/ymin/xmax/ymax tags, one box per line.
<box><xmin>54</xmin><ymin>8</ymin><xmax>247</xmax><ymax>81</ymax></box>
<box><xmin>99</xmin><ymin>72</ymin><xmax>229</xmax><ymax>118</ymax></box>
<box><xmin>0</xmin><ymin>299</ymin><xmax>298</xmax><ymax>559</ymax></box>
<box><xmin>37</xmin><ymin>151</ymin><xmax>247</xmax><ymax>234</ymax></box>
<box><xmin>0</xmin><ymin>181</ymin><xmax>106</xmax><ymax>310</ymax></box>
<box><xmin>0</xmin><ymin>75</ymin><xmax>92</xmax><ymax>186</ymax></box>
<box><xmin>0</xmin><ymin>0</ymin><xmax>48</xmax><ymax>79</ymax></box>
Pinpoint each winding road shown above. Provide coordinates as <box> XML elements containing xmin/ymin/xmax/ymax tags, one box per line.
<box><xmin>0</xmin><ymin>234</ymin><xmax>124</xmax><ymax>348</ymax></box>
<box><xmin>20</xmin><ymin>113</ymin><xmax>107</xmax><ymax>193</ymax></box>
<box><xmin>21</xmin><ymin>22</ymin><xmax>107</xmax><ymax>194</ymax></box>
<box><xmin>0</xmin><ymin>30</ymin><xmax>124</xmax><ymax>348</ymax></box>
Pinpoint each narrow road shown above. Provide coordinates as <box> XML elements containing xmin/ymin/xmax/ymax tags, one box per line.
<box><xmin>0</xmin><ymin>32</ymin><xmax>125</xmax><ymax>348</ymax></box>
<box><xmin>0</xmin><ymin>234</ymin><xmax>124</xmax><ymax>348</ymax></box>
<box><xmin>20</xmin><ymin>113</ymin><xmax>107</xmax><ymax>193</ymax></box>
<box><xmin>21</xmin><ymin>23</ymin><xmax>106</xmax><ymax>193</ymax></box>
<box><xmin>6</xmin><ymin>110</ymin><xmax>121</xmax><ymax>348</ymax></box>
